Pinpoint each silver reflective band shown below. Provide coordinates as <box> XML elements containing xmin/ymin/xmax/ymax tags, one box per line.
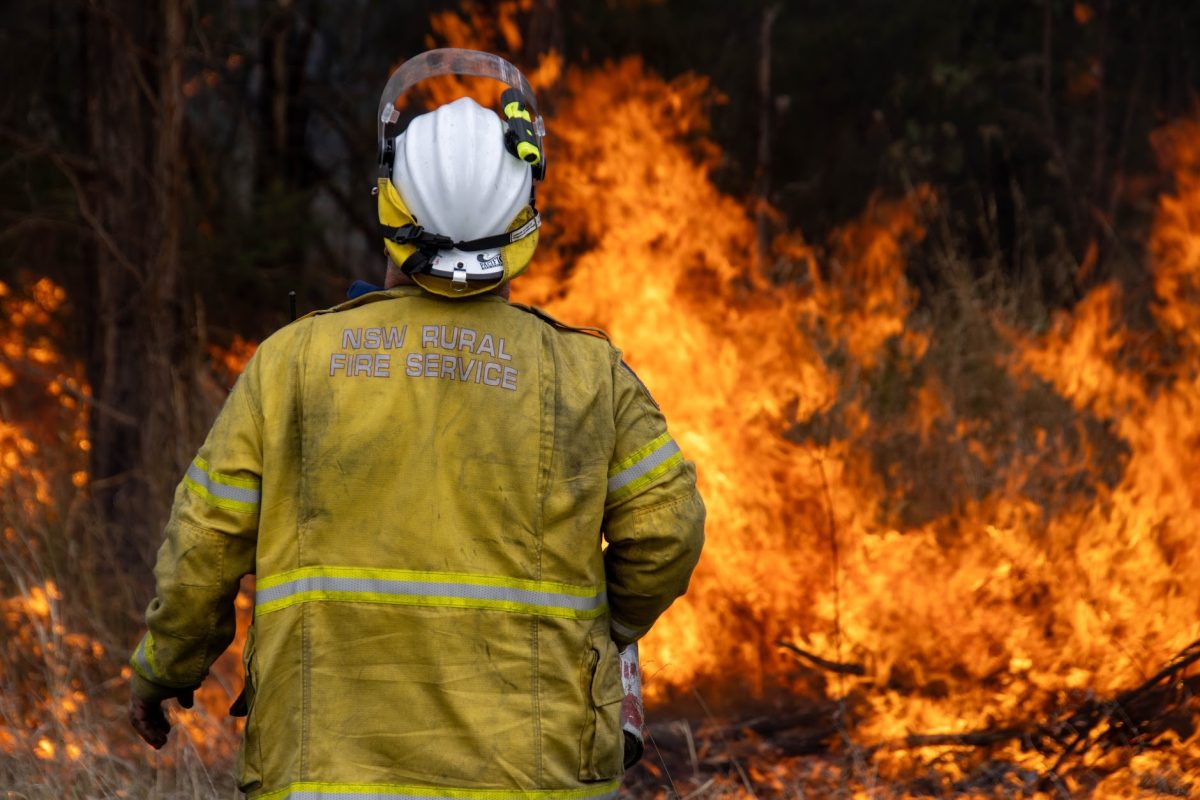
<box><xmin>133</xmin><ymin>636</ymin><xmax>157</xmax><ymax>680</ymax></box>
<box><xmin>185</xmin><ymin>462</ymin><xmax>261</xmax><ymax>505</ymax></box>
<box><xmin>607</xmin><ymin>438</ymin><xmax>681</xmax><ymax>494</ymax></box>
<box><xmin>257</xmin><ymin>576</ymin><xmax>606</xmax><ymax>613</ymax></box>
<box><xmin>610</xmin><ymin>617</ymin><xmax>642</xmax><ymax>640</ymax></box>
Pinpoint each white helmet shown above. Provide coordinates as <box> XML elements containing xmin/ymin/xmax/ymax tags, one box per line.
<box><xmin>375</xmin><ymin>51</ymin><xmax>544</xmax><ymax>298</ymax></box>
<box><xmin>395</xmin><ymin>96</ymin><xmax>531</xmax><ymax>279</ymax></box>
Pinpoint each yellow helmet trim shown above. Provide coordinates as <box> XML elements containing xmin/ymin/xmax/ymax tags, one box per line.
<box><xmin>377</xmin><ymin>177</ymin><xmax>538</xmax><ymax>298</ymax></box>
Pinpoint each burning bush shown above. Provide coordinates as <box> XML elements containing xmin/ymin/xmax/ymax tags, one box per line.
<box><xmin>0</xmin><ymin>279</ymin><xmax>248</xmax><ymax>795</ymax></box>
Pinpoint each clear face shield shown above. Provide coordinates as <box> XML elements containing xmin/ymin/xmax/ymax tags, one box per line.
<box><xmin>376</xmin><ymin>48</ymin><xmax>546</xmax><ymax>182</ymax></box>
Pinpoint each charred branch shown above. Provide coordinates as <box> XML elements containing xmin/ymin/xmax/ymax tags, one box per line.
<box><xmin>776</xmin><ymin>639</ymin><xmax>866</xmax><ymax>677</ymax></box>
<box><xmin>870</xmin><ymin>638</ymin><xmax>1200</xmax><ymax>771</ymax></box>
<box><xmin>1036</xmin><ymin>638</ymin><xmax>1200</xmax><ymax>784</ymax></box>
<box><xmin>636</xmin><ymin>639</ymin><xmax>1200</xmax><ymax>795</ymax></box>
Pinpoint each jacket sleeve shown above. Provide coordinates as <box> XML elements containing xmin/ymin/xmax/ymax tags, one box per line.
<box><xmin>603</xmin><ymin>355</ymin><xmax>705</xmax><ymax>648</ymax></box>
<box><xmin>129</xmin><ymin>355</ymin><xmax>264</xmax><ymax>702</ymax></box>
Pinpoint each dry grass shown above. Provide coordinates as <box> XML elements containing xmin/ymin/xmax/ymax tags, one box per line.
<box><xmin>0</xmin><ymin>454</ymin><xmax>241</xmax><ymax>798</ymax></box>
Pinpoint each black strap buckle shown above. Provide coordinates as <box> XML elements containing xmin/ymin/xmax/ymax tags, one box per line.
<box><xmin>392</xmin><ymin>223</ymin><xmax>424</xmax><ymax>244</ymax></box>
<box><xmin>386</xmin><ymin>224</ymin><xmax>454</xmax><ymax>250</ymax></box>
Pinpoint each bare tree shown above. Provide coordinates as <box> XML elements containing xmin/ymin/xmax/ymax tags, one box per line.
<box><xmin>754</xmin><ymin>3</ymin><xmax>781</xmax><ymax>275</ymax></box>
<box><xmin>81</xmin><ymin>0</ymin><xmax>204</xmax><ymax>559</ymax></box>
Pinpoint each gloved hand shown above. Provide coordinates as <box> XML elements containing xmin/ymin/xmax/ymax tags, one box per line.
<box><xmin>618</xmin><ymin>643</ymin><xmax>645</xmax><ymax>769</ymax></box>
<box><xmin>129</xmin><ymin>688</ymin><xmax>194</xmax><ymax>749</ymax></box>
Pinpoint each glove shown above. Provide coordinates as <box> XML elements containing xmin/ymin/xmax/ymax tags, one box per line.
<box><xmin>618</xmin><ymin>643</ymin><xmax>645</xmax><ymax>769</ymax></box>
<box><xmin>129</xmin><ymin>687</ymin><xmax>194</xmax><ymax>749</ymax></box>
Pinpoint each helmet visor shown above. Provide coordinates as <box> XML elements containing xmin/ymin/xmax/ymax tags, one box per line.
<box><xmin>377</xmin><ymin>48</ymin><xmax>545</xmax><ymax>142</ymax></box>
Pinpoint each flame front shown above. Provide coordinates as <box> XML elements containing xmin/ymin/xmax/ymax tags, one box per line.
<box><xmin>511</xmin><ymin>53</ymin><xmax>1200</xmax><ymax>790</ymax></box>
<box><xmin>514</xmin><ymin>59</ymin><xmax>939</xmax><ymax>700</ymax></box>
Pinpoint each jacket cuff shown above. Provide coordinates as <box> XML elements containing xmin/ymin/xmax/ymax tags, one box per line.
<box><xmin>610</xmin><ymin>616</ymin><xmax>650</xmax><ymax>648</ymax></box>
<box><xmin>131</xmin><ymin>672</ymin><xmax>184</xmax><ymax>703</ymax></box>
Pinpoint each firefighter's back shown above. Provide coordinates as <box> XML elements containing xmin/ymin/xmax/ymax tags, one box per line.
<box><xmin>245</xmin><ymin>287</ymin><xmax>625</xmax><ymax>796</ymax></box>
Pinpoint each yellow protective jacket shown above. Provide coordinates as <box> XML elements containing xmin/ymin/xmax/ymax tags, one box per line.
<box><xmin>130</xmin><ymin>286</ymin><xmax>705</xmax><ymax>799</ymax></box>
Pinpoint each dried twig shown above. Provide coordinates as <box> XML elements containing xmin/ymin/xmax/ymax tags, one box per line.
<box><xmin>644</xmin><ymin>724</ymin><xmax>681</xmax><ymax>799</ymax></box>
<box><xmin>868</xmin><ymin>637</ymin><xmax>1200</xmax><ymax>774</ymax></box>
<box><xmin>1038</xmin><ymin>638</ymin><xmax>1200</xmax><ymax>785</ymax></box>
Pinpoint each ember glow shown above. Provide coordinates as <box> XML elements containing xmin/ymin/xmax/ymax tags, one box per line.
<box><xmin>0</xmin><ymin>279</ymin><xmax>86</xmax><ymax>515</ymax></box>
<box><xmin>0</xmin><ymin>278</ymin><xmax>247</xmax><ymax>783</ymax></box>
<box><xmin>0</xmin><ymin>279</ymin><xmax>110</xmax><ymax>775</ymax></box>
<box><xmin>1</xmin><ymin>579</ymin><xmax>104</xmax><ymax>766</ymax></box>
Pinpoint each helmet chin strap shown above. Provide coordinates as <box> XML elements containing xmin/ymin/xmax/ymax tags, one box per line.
<box><xmin>379</xmin><ymin>209</ymin><xmax>542</xmax><ymax>278</ymax></box>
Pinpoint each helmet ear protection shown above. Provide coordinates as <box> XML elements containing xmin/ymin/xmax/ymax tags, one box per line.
<box><xmin>377</xmin><ymin>48</ymin><xmax>546</xmax><ymax>183</ymax></box>
<box><xmin>375</xmin><ymin>49</ymin><xmax>546</xmax><ymax>297</ymax></box>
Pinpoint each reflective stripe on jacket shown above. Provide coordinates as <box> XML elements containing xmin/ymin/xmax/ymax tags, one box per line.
<box><xmin>130</xmin><ymin>286</ymin><xmax>705</xmax><ymax>798</ymax></box>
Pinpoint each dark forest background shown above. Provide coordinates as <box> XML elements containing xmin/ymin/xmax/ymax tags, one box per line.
<box><xmin>2</xmin><ymin>0</ymin><xmax>1199</xmax><ymax>553</ymax></box>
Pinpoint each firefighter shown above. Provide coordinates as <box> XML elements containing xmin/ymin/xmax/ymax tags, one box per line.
<box><xmin>129</xmin><ymin>49</ymin><xmax>705</xmax><ymax>799</ymax></box>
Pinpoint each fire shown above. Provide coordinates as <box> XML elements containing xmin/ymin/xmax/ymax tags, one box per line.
<box><xmin>406</xmin><ymin>1</ymin><xmax>560</xmax><ymax>114</ymax></box>
<box><xmin>209</xmin><ymin>334</ymin><xmax>259</xmax><ymax>388</ymax></box>
<box><xmin>0</xmin><ymin>277</ymin><xmax>249</xmax><ymax>787</ymax></box>
<box><xmin>504</xmin><ymin>34</ymin><xmax>1199</xmax><ymax>795</ymax></box>
<box><xmin>0</xmin><ymin>276</ymin><xmax>113</xmax><ymax>772</ymax></box>
<box><xmin>514</xmin><ymin>57</ymin><xmax>940</xmax><ymax>701</ymax></box>
<box><xmin>0</xmin><ymin>577</ymin><xmax>109</xmax><ymax>768</ymax></box>
<box><xmin>193</xmin><ymin>4</ymin><xmax>1200</xmax><ymax>791</ymax></box>
<box><xmin>34</xmin><ymin>737</ymin><xmax>55</xmax><ymax>760</ymax></box>
<box><xmin>0</xmin><ymin>278</ymin><xmax>85</xmax><ymax>515</ymax></box>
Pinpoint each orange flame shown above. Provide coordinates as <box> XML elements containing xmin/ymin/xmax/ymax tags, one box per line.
<box><xmin>0</xmin><ymin>278</ymin><xmax>248</xmax><ymax>777</ymax></box>
<box><xmin>508</xmin><ymin>50</ymin><xmax>1200</xmax><ymax>790</ymax></box>
<box><xmin>402</xmin><ymin>0</ymin><xmax>560</xmax><ymax>114</ymax></box>
<box><xmin>514</xmin><ymin>58</ymin><xmax>940</xmax><ymax>703</ymax></box>
<box><xmin>208</xmin><ymin>334</ymin><xmax>259</xmax><ymax>388</ymax></box>
<box><xmin>0</xmin><ymin>278</ymin><xmax>86</xmax><ymax>514</ymax></box>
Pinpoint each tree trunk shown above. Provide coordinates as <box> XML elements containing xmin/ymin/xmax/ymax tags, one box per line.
<box><xmin>755</xmin><ymin>4</ymin><xmax>781</xmax><ymax>275</ymax></box>
<box><xmin>82</xmin><ymin>0</ymin><xmax>201</xmax><ymax>564</ymax></box>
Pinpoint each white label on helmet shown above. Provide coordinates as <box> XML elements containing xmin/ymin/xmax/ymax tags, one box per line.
<box><xmin>509</xmin><ymin>216</ymin><xmax>540</xmax><ymax>242</ymax></box>
<box><xmin>476</xmin><ymin>251</ymin><xmax>504</xmax><ymax>271</ymax></box>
